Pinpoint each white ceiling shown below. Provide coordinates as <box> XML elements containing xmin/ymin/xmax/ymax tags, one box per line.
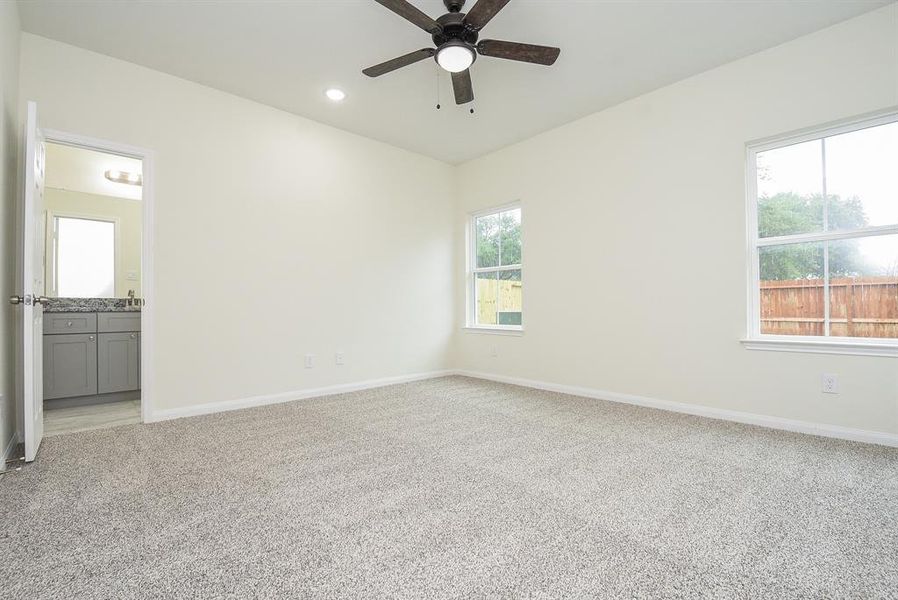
<box><xmin>18</xmin><ymin>0</ymin><xmax>891</xmax><ymax>164</ymax></box>
<box><xmin>45</xmin><ymin>142</ymin><xmax>143</xmax><ymax>201</ymax></box>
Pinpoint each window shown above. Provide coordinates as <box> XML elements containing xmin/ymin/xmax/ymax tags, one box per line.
<box><xmin>53</xmin><ymin>216</ymin><xmax>116</xmax><ymax>298</ymax></box>
<box><xmin>468</xmin><ymin>204</ymin><xmax>522</xmax><ymax>330</ymax></box>
<box><xmin>746</xmin><ymin>113</ymin><xmax>898</xmax><ymax>355</ymax></box>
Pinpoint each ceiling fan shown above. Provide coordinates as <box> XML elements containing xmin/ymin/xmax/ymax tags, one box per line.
<box><xmin>363</xmin><ymin>0</ymin><xmax>560</xmax><ymax>105</ymax></box>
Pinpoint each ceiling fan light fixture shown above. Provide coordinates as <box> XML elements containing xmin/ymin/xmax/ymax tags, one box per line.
<box><xmin>436</xmin><ymin>42</ymin><xmax>475</xmax><ymax>73</ymax></box>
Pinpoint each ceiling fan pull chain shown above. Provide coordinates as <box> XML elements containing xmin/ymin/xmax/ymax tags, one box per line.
<box><xmin>435</xmin><ymin>65</ymin><xmax>441</xmax><ymax>110</ymax></box>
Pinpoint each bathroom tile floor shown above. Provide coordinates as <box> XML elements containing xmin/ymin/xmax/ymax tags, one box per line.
<box><xmin>44</xmin><ymin>399</ymin><xmax>140</xmax><ymax>437</ymax></box>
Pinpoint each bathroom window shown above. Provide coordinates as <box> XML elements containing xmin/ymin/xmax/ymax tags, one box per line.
<box><xmin>53</xmin><ymin>216</ymin><xmax>116</xmax><ymax>298</ymax></box>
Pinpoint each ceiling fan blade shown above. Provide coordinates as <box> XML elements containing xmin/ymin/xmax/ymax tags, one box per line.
<box><xmin>477</xmin><ymin>39</ymin><xmax>560</xmax><ymax>65</ymax></box>
<box><xmin>464</xmin><ymin>0</ymin><xmax>511</xmax><ymax>31</ymax></box>
<box><xmin>451</xmin><ymin>70</ymin><xmax>474</xmax><ymax>105</ymax></box>
<box><xmin>363</xmin><ymin>48</ymin><xmax>435</xmax><ymax>77</ymax></box>
<box><xmin>372</xmin><ymin>0</ymin><xmax>442</xmax><ymax>34</ymax></box>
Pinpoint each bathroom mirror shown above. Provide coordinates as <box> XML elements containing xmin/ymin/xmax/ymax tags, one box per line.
<box><xmin>43</xmin><ymin>143</ymin><xmax>143</xmax><ymax>299</ymax></box>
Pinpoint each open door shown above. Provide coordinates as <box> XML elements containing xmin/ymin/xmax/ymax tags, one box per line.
<box><xmin>11</xmin><ymin>101</ymin><xmax>47</xmax><ymax>462</ymax></box>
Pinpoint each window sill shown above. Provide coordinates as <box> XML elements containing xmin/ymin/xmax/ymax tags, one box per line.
<box><xmin>741</xmin><ymin>337</ymin><xmax>898</xmax><ymax>357</ymax></box>
<box><xmin>463</xmin><ymin>326</ymin><xmax>524</xmax><ymax>336</ymax></box>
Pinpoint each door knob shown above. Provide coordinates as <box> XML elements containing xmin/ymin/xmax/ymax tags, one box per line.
<box><xmin>9</xmin><ymin>295</ymin><xmax>23</xmax><ymax>305</ymax></box>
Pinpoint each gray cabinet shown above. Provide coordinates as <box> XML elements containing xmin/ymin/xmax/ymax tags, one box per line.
<box><xmin>98</xmin><ymin>332</ymin><xmax>140</xmax><ymax>394</ymax></box>
<box><xmin>43</xmin><ymin>311</ymin><xmax>140</xmax><ymax>403</ymax></box>
<box><xmin>43</xmin><ymin>333</ymin><xmax>98</xmax><ymax>400</ymax></box>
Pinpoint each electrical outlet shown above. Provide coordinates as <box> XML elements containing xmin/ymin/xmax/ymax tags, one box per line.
<box><xmin>304</xmin><ymin>354</ymin><xmax>314</xmax><ymax>369</ymax></box>
<box><xmin>490</xmin><ymin>346</ymin><xmax>498</xmax><ymax>358</ymax></box>
<box><xmin>822</xmin><ymin>373</ymin><xmax>839</xmax><ymax>394</ymax></box>
<box><xmin>335</xmin><ymin>352</ymin><xmax>345</xmax><ymax>366</ymax></box>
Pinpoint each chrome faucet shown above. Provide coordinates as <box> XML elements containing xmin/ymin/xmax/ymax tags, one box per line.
<box><xmin>127</xmin><ymin>290</ymin><xmax>136</xmax><ymax>306</ymax></box>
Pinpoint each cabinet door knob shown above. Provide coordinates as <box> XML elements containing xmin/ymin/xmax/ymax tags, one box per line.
<box><xmin>88</xmin><ymin>335</ymin><xmax>95</xmax><ymax>341</ymax></box>
<box><xmin>130</xmin><ymin>333</ymin><xmax>137</xmax><ymax>339</ymax></box>
<box><xmin>67</xmin><ymin>321</ymin><xmax>73</xmax><ymax>327</ymax></box>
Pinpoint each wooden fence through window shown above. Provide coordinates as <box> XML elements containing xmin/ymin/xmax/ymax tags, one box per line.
<box><xmin>761</xmin><ymin>276</ymin><xmax>898</xmax><ymax>338</ymax></box>
<box><xmin>476</xmin><ymin>276</ymin><xmax>897</xmax><ymax>338</ymax></box>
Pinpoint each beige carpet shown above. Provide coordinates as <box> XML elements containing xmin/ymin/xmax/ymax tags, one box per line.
<box><xmin>1</xmin><ymin>376</ymin><xmax>896</xmax><ymax>598</ymax></box>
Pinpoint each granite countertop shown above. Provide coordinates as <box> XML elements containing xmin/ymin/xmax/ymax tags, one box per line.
<box><xmin>44</xmin><ymin>298</ymin><xmax>142</xmax><ymax>313</ymax></box>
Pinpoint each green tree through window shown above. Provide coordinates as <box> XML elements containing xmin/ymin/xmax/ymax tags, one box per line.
<box><xmin>758</xmin><ymin>192</ymin><xmax>869</xmax><ymax>279</ymax></box>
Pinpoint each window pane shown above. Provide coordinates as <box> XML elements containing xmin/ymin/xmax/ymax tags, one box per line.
<box><xmin>759</xmin><ymin>242</ymin><xmax>825</xmax><ymax>336</ymax></box>
<box><xmin>825</xmin><ymin>122</ymin><xmax>898</xmax><ymax>230</ymax></box>
<box><xmin>57</xmin><ymin>217</ymin><xmax>115</xmax><ymax>298</ymax></box>
<box><xmin>499</xmin><ymin>208</ymin><xmax>521</xmax><ymax>267</ymax></box>
<box><xmin>475</xmin><ymin>271</ymin><xmax>498</xmax><ymax>325</ymax></box>
<box><xmin>828</xmin><ymin>235</ymin><xmax>898</xmax><ymax>339</ymax></box>
<box><xmin>475</xmin><ymin>213</ymin><xmax>499</xmax><ymax>268</ymax></box>
<box><xmin>756</xmin><ymin>140</ymin><xmax>823</xmax><ymax>238</ymax></box>
<box><xmin>498</xmin><ymin>269</ymin><xmax>522</xmax><ymax>326</ymax></box>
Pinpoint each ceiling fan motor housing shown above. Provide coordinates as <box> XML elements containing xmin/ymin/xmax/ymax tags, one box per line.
<box><xmin>433</xmin><ymin>11</ymin><xmax>478</xmax><ymax>47</ymax></box>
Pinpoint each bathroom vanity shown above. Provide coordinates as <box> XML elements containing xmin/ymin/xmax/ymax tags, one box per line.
<box><xmin>43</xmin><ymin>299</ymin><xmax>141</xmax><ymax>407</ymax></box>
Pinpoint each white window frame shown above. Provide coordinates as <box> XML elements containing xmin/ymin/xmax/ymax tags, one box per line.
<box><xmin>742</xmin><ymin>109</ymin><xmax>898</xmax><ymax>357</ymax></box>
<box><xmin>465</xmin><ymin>201</ymin><xmax>524</xmax><ymax>334</ymax></box>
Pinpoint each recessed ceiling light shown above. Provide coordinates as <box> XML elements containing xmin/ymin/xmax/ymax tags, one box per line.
<box><xmin>105</xmin><ymin>169</ymin><xmax>143</xmax><ymax>186</ymax></box>
<box><xmin>325</xmin><ymin>88</ymin><xmax>346</xmax><ymax>102</ymax></box>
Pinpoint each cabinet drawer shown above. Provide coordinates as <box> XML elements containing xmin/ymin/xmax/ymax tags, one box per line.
<box><xmin>44</xmin><ymin>313</ymin><xmax>97</xmax><ymax>335</ymax></box>
<box><xmin>97</xmin><ymin>312</ymin><xmax>141</xmax><ymax>333</ymax></box>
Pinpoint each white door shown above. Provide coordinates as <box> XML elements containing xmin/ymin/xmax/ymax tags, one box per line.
<box><xmin>20</xmin><ymin>101</ymin><xmax>46</xmax><ymax>462</ymax></box>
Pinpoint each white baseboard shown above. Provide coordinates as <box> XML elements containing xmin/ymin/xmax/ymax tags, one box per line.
<box><xmin>454</xmin><ymin>370</ymin><xmax>898</xmax><ymax>448</ymax></box>
<box><xmin>149</xmin><ymin>370</ymin><xmax>454</xmax><ymax>422</ymax></box>
<box><xmin>144</xmin><ymin>367</ymin><xmax>896</xmax><ymax>448</ymax></box>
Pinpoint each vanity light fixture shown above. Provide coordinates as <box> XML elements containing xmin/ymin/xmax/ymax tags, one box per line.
<box><xmin>105</xmin><ymin>169</ymin><xmax>143</xmax><ymax>186</ymax></box>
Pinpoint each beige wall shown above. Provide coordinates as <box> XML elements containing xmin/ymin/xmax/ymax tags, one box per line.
<box><xmin>0</xmin><ymin>2</ymin><xmax>20</xmax><ymax>456</ymax></box>
<box><xmin>20</xmin><ymin>34</ymin><xmax>456</xmax><ymax>413</ymax></box>
<box><xmin>43</xmin><ymin>187</ymin><xmax>142</xmax><ymax>298</ymax></box>
<box><xmin>454</xmin><ymin>6</ymin><xmax>898</xmax><ymax>435</ymax></box>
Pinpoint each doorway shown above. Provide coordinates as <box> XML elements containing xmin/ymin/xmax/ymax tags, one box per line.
<box><xmin>40</xmin><ymin>142</ymin><xmax>144</xmax><ymax>436</ymax></box>
<box><xmin>14</xmin><ymin>102</ymin><xmax>155</xmax><ymax>459</ymax></box>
